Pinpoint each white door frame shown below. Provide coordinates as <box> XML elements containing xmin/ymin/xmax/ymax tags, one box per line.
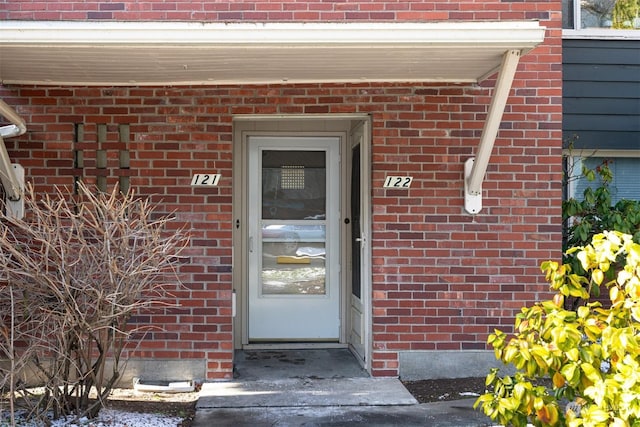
<box><xmin>232</xmin><ymin>116</ymin><xmax>372</xmax><ymax>371</ymax></box>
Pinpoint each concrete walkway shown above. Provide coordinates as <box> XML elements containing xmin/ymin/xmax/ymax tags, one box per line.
<box><xmin>191</xmin><ymin>349</ymin><xmax>495</xmax><ymax>426</ymax></box>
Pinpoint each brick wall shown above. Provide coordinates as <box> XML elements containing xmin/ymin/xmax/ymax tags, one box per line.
<box><xmin>2</xmin><ymin>0</ymin><xmax>557</xmax><ymax>22</ymax></box>
<box><xmin>0</xmin><ymin>0</ymin><xmax>563</xmax><ymax>379</ymax></box>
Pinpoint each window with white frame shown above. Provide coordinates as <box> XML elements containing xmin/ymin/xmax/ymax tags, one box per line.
<box><xmin>563</xmin><ymin>0</ymin><xmax>640</xmax><ymax>30</ymax></box>
<box><xmin>567</xmin><ymin>151</ymin><xmax>640</xmax><ymax>203</ymax></box>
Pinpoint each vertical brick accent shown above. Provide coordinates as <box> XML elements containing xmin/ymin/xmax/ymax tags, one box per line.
<box><xmin>118</xmin><ymin>124</ymin><xmax>131</xmax><ymax>194</ymax></box>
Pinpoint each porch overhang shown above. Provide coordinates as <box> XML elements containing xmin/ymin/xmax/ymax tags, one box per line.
<box><xmin>0</xmin><ymin>21</ymin><xmax>545</xmax><ymax>86</ymax></box>
<box><xmin>0</xmin><ymin>21</ymin><xmax>546</xmax><ymax>215</ymax></box>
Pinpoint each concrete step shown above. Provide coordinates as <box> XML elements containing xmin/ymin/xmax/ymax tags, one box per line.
<box><xmin>197</xmin><ymin>377</ymin><xmax>418</xmax><ymax>409</ymax></box>
<box><xmin>192</xmin><ymin>399</ymin><xmax>494</xmax><ymax>427</ymax></box>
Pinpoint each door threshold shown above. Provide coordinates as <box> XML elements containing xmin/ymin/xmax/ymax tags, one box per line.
<box><xmin>244</xmin><ymin>342</ymin><xmax>348</xmax><ymax>350</ymax></box>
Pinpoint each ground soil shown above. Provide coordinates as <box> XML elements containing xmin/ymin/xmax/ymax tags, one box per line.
<box><xmin>3</xmin><ymin>378</ymin><xmax>487</xmax><ymax>426</ymax></box>
<box><xmin>401</xmin><ymin>377</ymin><xmax>488</xmax><ymax>403</ymax></box>
<box><xmin>105</xmin><ymin>388</ymin><xmax>200</xmax><ymax>427</ymax></box>
<box><xmin>102</xmin><ymin>377</ymin><xmax>488</xmax><ymax>426</ymax></box>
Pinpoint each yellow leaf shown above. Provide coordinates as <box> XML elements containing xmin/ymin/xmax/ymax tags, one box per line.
<box><xmin>583</xmin><ymin>406</ymin><xmax>610</xmax><ymax>424</ymax></box>
<box><xmin>536</xmin><ymin>403</ymin><xmax>559</xmax><ymax>425</ymax></box>
<box><xmin>553</xmin><ymin>371</ymin><xmax>566</xmax><ymax>388</ymax></box>
<box><xmin>609</xmin><ymin>418</ymin><xmax>628</xmax><ymax>427</ymax></box>
<box><xmin>581</xmin><ymin>362</ymin><xmax>601</xmax><ymax>383</ymax></box>
<box><xmin>553</xmin><ymin>293</ymin><xmax>565</xmax><ymax>308</ymax></box>
<box><xmin>593</xmin><ymin>269</ymin><xmax>604</xmax><ymax>285</ymax></box>
<box><xmin>485</xmin><ymin>370</ymin><xmax>496</xmax><ymax>386</ymax></box>
<box><xmin>585</xmin><ymin>324</ymin><xmax>602</xmax><ymax>342</ymax></box>
<box><xmin>505</xmin><ymin>346</ymin><xmax>518</xmax><ymax>363</ymax></box>
<box><xmin>567</xmin><ymin>348</ymin><xmax>580</xmax><ymax>362</ymax></box>
<box><xmin>513</xmin><ymin>382</ymin><xmax>526</xmax><ymax>402</ymax></box>
<box><xmin>578</xmin><ymin>306</ymin><xmax>590</xmax><ymax>319</ymax></box>
<box><xmin>562</xmin><ymin>363</ymin><xmax>578</xmax><ymax>385</ymax></box>
<box><xmin>610</xmin><ymin>286</ymin><xmax>620</xmax><ymax>304</ymax></box>
<box><xmin>617</xmin><ymin>270</ymin><xmax>632</xmax><ymax>286</ymax></box>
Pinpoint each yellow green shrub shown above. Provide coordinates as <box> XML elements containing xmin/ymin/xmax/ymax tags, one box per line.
<box><xmin>475</xmin><ymin>231</ymin><xmax>640</xmax><ymax>427</ymax></box>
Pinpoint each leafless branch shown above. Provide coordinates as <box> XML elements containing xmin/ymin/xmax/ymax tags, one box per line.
<box><xmin>0</xmin><ymin>182</ymin><xmax>187</xmax><ymax>423</ymax></box>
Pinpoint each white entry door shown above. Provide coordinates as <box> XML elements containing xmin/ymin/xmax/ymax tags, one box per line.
<box><xmin>247</xmin><ymin>136</ymin><xmax>341</xmax><ymax>341</ymax></box>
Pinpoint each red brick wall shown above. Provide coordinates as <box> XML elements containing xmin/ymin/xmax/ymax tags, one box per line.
<box><xmin>2</xmin><ymin>0</ymin><xmax>557</xmax><ymax>22</ymax></box>
<box><xmin>0</xmin><ymin>0</ymin><xmax>563</xmax><ymax>379</ymax></box>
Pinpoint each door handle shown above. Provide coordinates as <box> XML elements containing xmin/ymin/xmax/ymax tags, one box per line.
<box><xmin>249</xmin><ymin>236</ymin><xmax>254</xmax><ymax>253</ymax></box>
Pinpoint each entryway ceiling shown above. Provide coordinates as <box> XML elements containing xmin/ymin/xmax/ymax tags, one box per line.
<box><xmin>0</xmin><ymin>21</ymin><xmax>545</xmax><ymax>86</ymax></box>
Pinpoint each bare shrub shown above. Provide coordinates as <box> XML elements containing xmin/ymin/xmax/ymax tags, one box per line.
<box><xmin>0</xmin><ymin>182</ymin><xmax>187</xmax><ymax>424</ymax></box>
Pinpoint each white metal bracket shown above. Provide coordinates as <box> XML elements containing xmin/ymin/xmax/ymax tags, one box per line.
<box><xmin>464</xmin><ymin>158</ymin><xmax>482</xmax><ymax>214</ymax></box>
<box><xmin>5</xmin><ymin>164</ymin><xmax>24</xmax><ymax>219</ymax></box>
<box><xmin>464</xmin><ymin>49</ymin><xmax>521</xmax><ymax>215</ymax></box>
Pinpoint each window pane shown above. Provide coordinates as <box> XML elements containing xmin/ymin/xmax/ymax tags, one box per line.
<box><xmin>262</xmin><ymin>150</ymin><xmax>326</xmax><ymax>220</ymax></box>
<box><xmin>261</xmin><ymin>224</ymin><xmax>327</xmax><ymax>295</ymax></box>
<box><xmin>571</xmin><ymin>156</ymin><xmax>640</xmax><ymax>203</ymax></box>
<box><xmin>563</xmin><ymin>0</ymin><xmax>576</xmax><ymax>28</ymax></box>
<box><xmin>260</xmin><ymin>148</ymin><xmax>328</xmax><ymax>296</ymax></box>
<box><xmin>580</xmin><ymin>0</ymin><xmax>640</xmax><ymax>29</ymax></box>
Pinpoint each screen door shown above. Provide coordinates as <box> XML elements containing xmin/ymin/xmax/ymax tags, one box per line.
<box><xmin>247</xmin><ymin>136</ymin><xmax>340</xmax><ymax>341</ymax></box>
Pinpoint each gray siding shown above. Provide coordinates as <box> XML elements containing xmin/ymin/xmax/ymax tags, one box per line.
<box><xmin>563</xmin><ymin>38</ymin><xmax>640</xmax><ymax>150</ymax></box>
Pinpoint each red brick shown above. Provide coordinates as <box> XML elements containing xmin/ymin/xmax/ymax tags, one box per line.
<box><xmin>0</xmin><ymin>0</ymin><xmax>562</xmax><ymax>379</ymax></box>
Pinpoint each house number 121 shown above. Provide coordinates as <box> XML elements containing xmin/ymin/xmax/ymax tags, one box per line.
<box><xmin>191</xmin><ymin>174</ymin><xmax>221</xmax><ymax>186</ymax></box>
<box><xmin>383</xmin><ymin>176</ymin><xmax>413</xmax><ymax>188</ymax></box>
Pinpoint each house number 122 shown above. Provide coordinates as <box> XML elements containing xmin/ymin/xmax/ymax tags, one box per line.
<box><xmin>383</xmin><ymin>176</ymin><xmax>413</xmax><ymax>188</ymax></box>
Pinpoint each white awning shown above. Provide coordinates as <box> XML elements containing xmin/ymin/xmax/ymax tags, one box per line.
<box><xmin>0</xmin><ymin>21</ymin><xmax>545</xmax><ymax>86</ymax></box>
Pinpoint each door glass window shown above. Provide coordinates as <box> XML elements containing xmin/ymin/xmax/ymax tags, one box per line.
<box><xmin>350</xmin><ymin>144</ymin><xmax>361</xmax><ymax>299</ymax></box>
<box><xmin>260</xmin><ymin>150</ymin><xmax>327</xmax><ymax>295</ymax></box>
<box><xmin>262</xmin><ymin>151</ymin><xmax>326</xmax><ymax>220</ymax></box>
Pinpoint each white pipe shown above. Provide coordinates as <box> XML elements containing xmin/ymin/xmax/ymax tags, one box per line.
<box><xmin>0</xmin><ymin>98</ymin><xmax>27</xmax><ymax>138</ymax></box>
<box><xmin>133</xmin><ymin>378</ymin><xmax>195</xmax><ymax>393</ymax></box>
<box><xmin>0</xmin><ymin>98</ymin><xmax>27</xmax><ymax>202</ymax></box>
<box><xmin>0</xmin><ymin>138</ymin><xmax>21</xmax><ymax>201</ymax></box>
<box><xmin>466</xmin><ymin>49</ymin><xmax>521</xmax><ymax>195</ymax></box>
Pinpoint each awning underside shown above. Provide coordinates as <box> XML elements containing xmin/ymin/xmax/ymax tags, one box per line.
<box><xmin>0</xmin><ymin>20</ymin><xmax>546</xmax><ymax>215</ymax></box>
<box><xmin>0</xmin><ymin>21</ymin><xmax>546</xmax><ymax>86</ymax></box>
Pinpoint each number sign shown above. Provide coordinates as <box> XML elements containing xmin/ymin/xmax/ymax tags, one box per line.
<box><xmin>191</xmin><ymin>174</ymin><xmax>221</xmax><ymax>186</ymax></box>
<box><xmin>383</xmin><ymin>176</ymin><xmax>413</xmax><ymax>189</ymax></box>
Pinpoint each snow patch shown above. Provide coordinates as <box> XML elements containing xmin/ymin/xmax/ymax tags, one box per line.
<box><xmin>458</xmin><ymin>391</ymin><xmax>480</xmax><ymax>397</ymax></box>
<box><xmin>1</xmin><ymin>409</ymin><xmax>184</xmax><ymax>427</ymax></box>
